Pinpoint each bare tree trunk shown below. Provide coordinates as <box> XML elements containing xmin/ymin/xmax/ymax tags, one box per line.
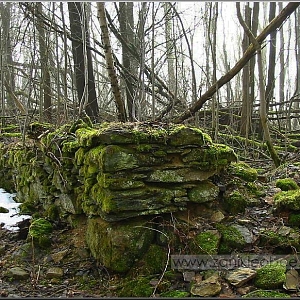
<box><xmin>265</xmin><ymin>2</ymin><xmax>277</xmax><ymax>110</ymax></box>
<box><xmin>118</xmin><ymin>2</ymin><xmax>135</xmax><ymax>121</ymax></box>
<box><xmin>163</xmin><ymin>3</ymin><xmax>176</xmax><ymax>94</ymax></box>
<box><xmin>68</xmin><ymin>2</ymin><xmax>99</xmax><ymax>123</ymax></box>
<box><xmin>292</xmin><ymin>8</ymin><xmax>300</xmax><ymax>130</ymax></box>
<box><xmin>36</xmin><ymin>2</ymin><xmax>52</xmax><ymax>122</ymax></box>
<box><xmin>236</xmin><ymin>2</ymin><xmax>280</xmax><ymax>167</ymax></box>
<box><xmin>240</xmin><ymin>3</ymin><xmax>251</xmax><ymax>137</ymax></box>
<box><xmin>278</xmin><ymin>2</ymin><xmax>285</xmax><ymax>111</ymax></box>
<box><xmin>97</xmin><ymin>2</ymin><xmax>126</xmax><ymax>122</ymax></box>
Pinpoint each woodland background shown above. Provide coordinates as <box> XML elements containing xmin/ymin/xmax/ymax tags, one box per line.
<box><xmin>1</xmin><ymin>2</ymin><xmax>300</xmax><ymax>166</ymax></box>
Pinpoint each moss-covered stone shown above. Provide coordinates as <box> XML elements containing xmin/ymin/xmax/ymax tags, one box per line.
<box><xmin>216</xmin><ymin>224</ymin><xmax>246</xmax><ymax>253</ymax></box>
<box><xmin>86</xmin><ymin>217</ymin><xmax>155</xmax><ymax>273</ymax></box>
<box><xmin>190</xmin><ymin>230</ymin><xmax>220</xmax><ymax>255</ymax></box>
<box><xmin>28</xmin><ymin>218</ymin><xmax>53</xmax><ymax>248</ymax></box>
<box><xmin>274</xmin><ymin>189</ymin><xmax>300</xmax><ymax>211</ymax></box>
<box><xmin>135</xmin><ymin>244</ymin><xmax>168</xmax><ymax>275</ymax></box>
<box><xmin>254</xmin><ymin>261</ymin><xmax>286</xmax><ymax>289</ymax></box>
<box><xmin>187</xmin><ymin>181</ymin><xmax>219</xmax><ymax>203</ymax></box>
<box><xmin>276</xmin><ymin>178</ymin><xmax>299</xmax><ymax>191</ymax></box>
<box><xmin>228</xmin><ymin>162</ymin><xmax>258</xmax><ymax>182</ymax></box>
<box><xmin>223</xmin><ymin>190</ymin><xmax>247</xmax><ymax>214</ymax></box>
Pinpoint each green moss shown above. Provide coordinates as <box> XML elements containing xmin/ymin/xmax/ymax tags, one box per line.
<box><xmin>19</xmin><ymin>201</ymin><xmax>37</xmax><ymax>214</ymax></box>
<box><xmin>254</xmin><ymin>261</ymin><xmax>286</xmax><ymax>289</ymax></box>
<box><xmin>136</xmin><ymin>144</ymin><xmax>152</xmax><ymax>152</ymax></box>
<box><xmin>223</xmin><ymin>190</ymin><xmax>247</xmax><ymax>214</ymax></box>
<box><xmin>228</xmin><ymin>162</ymin><xmax>258</xmax><ymax>182</ymax></box>
<box><xmin>137</xmin><ymin>244</ymin><xmax>168</xmax><ymax>275</ymax></box>
<box><xmin>276</xmin><ymin>178</ymin><xmax>299</xmax><ymax>191</ymax></box>
<box><xmin>243</xmin><ymin>290</ymin><xmax>290</xmax><ymax>298</ymax></box>
<box><xmin>289</xmin><ymin>213</ymin><xmax>300</xmax><ymax>226</ymax></box>
<box><xmin>259</xmin><ymin>230</ymin><xmax>287</xmax><ymax>247</ymax></box>
<box><xmin>86</xmin><ymin>217</ymin><xmax>155</xmax><ymax>273</ymax></box>
<box><xmin>29</xmin><ymin>218</ymin><xmax>53</xmax><ymax>248</ymax></box>
<box><xmin>191</xmin><ymin>230</ymin><xmax>220</xmax><ymax>255</ymax></box>
<box><xmin>46</xmin><ymin>205</ymin><xmax>60</xmax><ymax>221</ymax></box>
<box><xmin>188</xmin><ymin>181</ymin><xmax>219</xmax><ymax>203</ymax></box>
<box><xmin>153</xmin><ymin>150</ymin><xmax>167</xmax><ymax>157</ymax></box>
<box><xmin>160</xmin><ymin>290</ymin><xmax>190</xmax><ymax>297</ymax></box>
<box><xmin>216</xmin><ymin>224</ymin><xmax>246</xmax><ymax>253</ymax></box>
<box><xmin>246</xmin><ymin>182</ymin><xmax>266</xmax><ymax>197</ymax></box>
<box><xmin>118</xmin><ymin>276</ymin><xmax>154</xmax><ymax>297</ymax></box>
<box><xmin>102</xmin><ymin>145</ymin><xmax>139</xmax><ymax>172</ymax></box>
<box><xmin>259</xmin><ymin>228</ymin><xmax>300</xmax><ymax>250</ymax></box>
<box><xmin>75</xmin><ymin>127</ymin><xmax>100</xmax><ymax>147</ymax></box>
<box><xmin>274</xmin><ymin>189</ymin><xmax>300</xmax><ymax>211</ymax></box>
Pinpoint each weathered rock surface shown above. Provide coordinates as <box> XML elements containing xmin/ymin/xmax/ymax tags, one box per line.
<box><xmin>226</xmin><ymin>268</ymin><xmax>256</xmax><ymax>287</ymax></box>
<box><xmin>0</xmin><ymin>122</ymin><xmax>237</xmax><ymax>222</ymax></box>
<box><xmin>5</xmin><ymin>267</ymin><xmax>30</xmax><ymax>280</ymax></box>
<box><xmin>190</xmin><ymin>274</ymin><xmax>222</xmax><ymax>296</ymax></box>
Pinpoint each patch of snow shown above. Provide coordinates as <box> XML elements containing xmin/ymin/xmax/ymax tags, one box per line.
<box><xmin>0</xmin><ymin>188</ymin><xmax>31</xmax><ymax>231</ymax></box>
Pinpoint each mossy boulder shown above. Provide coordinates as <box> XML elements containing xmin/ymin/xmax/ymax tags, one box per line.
<box><xmin>276</xmin><ymin>178</ymin><xmax>299</xmax><ymax>191</ymax></box>
<box><xmin>187</xmin><ymin>181</ymin><xmax>219</xmax><ymax>203</ymax></box>
<box><xmin>216</xmin><ymin>224</ymin><xmax>247</xmax><ymax>253</ymax></box>
<box><xmin>223</xmin><ymin>190</ymin><xmax>247</xmax><ymax>214</ymax></box>
<box><xmin>134</xmin><ymin>244</ymin><xmax>168</xmax><ymax>275</ymax></box>
<box><xmin>189</xmin><ymin>230</ymin><xmax>220</xmax><ymax>255</ymax></box>
<box><xmin>86</xmin><ymin>217</ymin><xmax>155</xmax><ymax>273</ymax></box>
<box><xmin>228</xmin><ymin>162</ymin><xmax>258</xmax><ymax>182</ymax></box>
<box><xmin>254</xmin><ymin>261</ymin><xmax>286</xmax><ymax>289</ymax></box>
<box><xmin>28</xmin><ymin>218</ymin><xmax>53</xmax><ymax>248</ymax></box>
<box><xmin>274</xmin><ymin>189</ymin><xmax>300</xmax><ymax>211</ymax></box>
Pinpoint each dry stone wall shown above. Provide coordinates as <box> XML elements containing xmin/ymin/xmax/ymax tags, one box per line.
<box><xmin>0</xmin><ymin>121</ymin><xmax>237</xmax><ymax>222</ymax></box>
<box><xmin>0</xmin><ymin>121</ymin><xmax>238</xmax><ymax>272</ymax></box>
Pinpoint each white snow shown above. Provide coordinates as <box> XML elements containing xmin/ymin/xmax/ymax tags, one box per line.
<box><xmin>0</xmin><ymin>188</ymin><xmax>31</xmax><ymax>231</ymax></box>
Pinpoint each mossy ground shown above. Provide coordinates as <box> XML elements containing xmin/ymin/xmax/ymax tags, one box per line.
<box><xmin>243</xmin><ymin>290</ymin><xmax>290</xmax><ymax>298</ymax></box>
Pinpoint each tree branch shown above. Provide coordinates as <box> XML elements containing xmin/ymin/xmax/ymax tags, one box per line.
<box><xmin>173</xmin><ymin>2</ymin><xmax>300</xmax><ymax>124</ymax></box>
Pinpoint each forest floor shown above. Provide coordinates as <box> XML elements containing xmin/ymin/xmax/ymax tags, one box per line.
<box><xmin>1</xmin><ymin>152</ymin><xmax>300</xmax><ymax>298</ymax></box>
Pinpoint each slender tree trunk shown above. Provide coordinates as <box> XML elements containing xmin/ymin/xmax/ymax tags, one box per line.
<box><xmin>293</xmin><ymin>8</ymin><xmax>300</xmax><ymax>130</ymax></box>
<box><xmin>97</xmin><ymin>2</ymin><xmax>126</xmax><ymax>122</ymax></box>
<box><xmin>118</xmin><ymin>2</ymin><xmax>135</xmax><ymax>121</ymax></box>
<box><xmin>236</xmin><ymin>2</ymin><xmax>280</xmax><ymax>167</ymax></box>
<box><xmin>163</xmin><ymin>3</ymin><xmax>176</xmax><ymax>94</ymax></box>
<box><xmin>265</xmin><ymin>2</ymin><xmax>277</xmax><ymax>111</ymax></box>
<box><xmin>240</xmin><ymin>3</ymin><xmax>251</xmax><ymax>137</ymax></box>
<box><xmin>278</xmin><ymin>2</ymin><xmax>285</xmax><ymax>113</ymax></box>
<box><xmin>36</xmin><ymin>2</ymin><xmax>52</xmax><ymax>122</ymax></box>
<box><xmin>68</xmin><ymin>2</ymin><xmax>99</xmax><ymax>123</ymax></box>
